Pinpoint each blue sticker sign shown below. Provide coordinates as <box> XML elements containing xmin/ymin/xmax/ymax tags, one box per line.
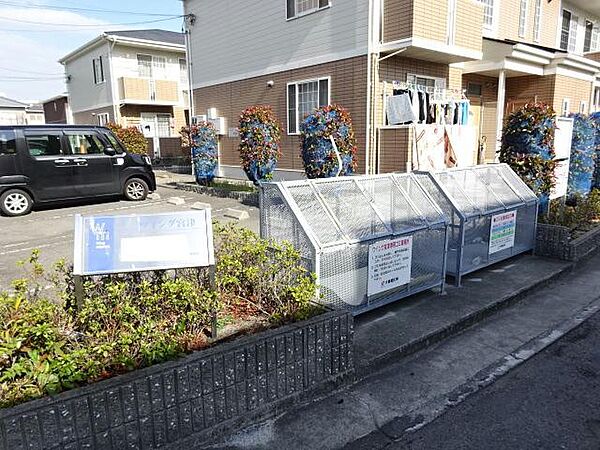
<box><xmin>73</xmin><ymin>210</ymin><xmax>214</xmax><ymax>275</ymax></box>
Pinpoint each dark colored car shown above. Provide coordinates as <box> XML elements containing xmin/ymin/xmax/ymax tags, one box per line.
<box><xmin>0</xmin><ymin>125</ymin><xmax>156</xmax><ymax>216</ymax></box>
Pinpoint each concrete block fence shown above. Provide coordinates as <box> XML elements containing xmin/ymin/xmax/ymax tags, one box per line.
<box><xmin>0</xmin><ymin>310</ymin><xmax>353</xmax><ymax>450</ymax></box>
<box><xmin>175</xmin><ymin>182</ymin><xmax>259</xmax><ymax>207</ymax></box>
<box><xmin>536</xmin><ymin>223</ymin><xmax>600</xmax><ymax>261</ymax></box>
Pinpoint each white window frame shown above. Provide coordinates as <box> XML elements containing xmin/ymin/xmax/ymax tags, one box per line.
<box><xmin>406</xmin><ymin>73</ymin><xmax>447</xmax><ymax>90</ymax></box>
<box><xmin>518</xmin><ymin>0</ymin><xmax>528</xmax><ymax>38</ymax></box>
<box><xmin>568</xmin><ymin>12</ymin><xmax>579</xmax><ymax>53</ymax></box>
<box><xmin>97</xmin><ymin>113</ymin><xmax>109</xmax><ymax>126</ymax></box>
<box><xmin>286</xmin><ymin>0</ymin><xmax>331</xmax><ymax>21</ymax></box>
<box><xmin>533</xmin><ymin>0</ymin><xmax>542</xmax><ymax>42</ymax></box>
<box><xmin>137</xmin><ymin>54</ymin><xmax>153</xmax><ymax>78</ymax></box>
<box><xmin>92</xmin><ymin>56</ymin><xmax>105</xmax><ymax>85</ymax></box>
<box><xmin>476</xmin><ymin>0</ymin><xmax>496</xmax><ymax>31</ymax></box>
<box><xmin>179</xmin><ymin>58</ymin><xmax>188</xmax><ymax>83</ymax></box>
<box><xmin>560</xmin><ymin>9</ymin><xmax>572</xmax><ymax>51</ymax></box>
<box><xmin>580</xmin><ymin>101</ymin><xmax>588</xmax><ymax>114</ymax></box>
<box><xmin>286</xmin><ymin>76</ymin><xmax>331</xmax><ymax>135</ymax></box>
<box><xmin>593</xmin><ymin>87</ymin><xmax>600</xmax><ymax>112</ymax></box>
<box><xmin>562</xmin><ymin>98</ymin><xmax>571</xmax><ymax>116</ymax></box>
<box><xmin>153</xmin><ymin>56</ymin><xmax>167</xmax><ymax>80</ymax></box>
<box><xmin>584</xmin><ymin>19</ymin><xmax>594</xmax><ymax>53</ymax></box>
<box><xmin>592</xmin><ymin>24</ymin><xmax>600</xmax><ymax>52</ymax></box>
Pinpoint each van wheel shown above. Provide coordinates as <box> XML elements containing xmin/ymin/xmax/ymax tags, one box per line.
<box><xmin>123</xmin><ymin>178</ymin><xmax>149</xmax><ymax>201</ymax></box>
<box><xmin>0</xmin><ymin>189</ymin><xmax>33</xmax><ymax>217</ymax></box>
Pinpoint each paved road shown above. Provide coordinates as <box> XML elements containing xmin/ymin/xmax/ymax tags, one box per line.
<box><xmin>388</xmin><ymin>310</ymin><xmax>600</xmax><ymax>450</ymax></box>
<box><xmin>0</xmin><ymin>185</ymin><xmax>259</xmax><ymax>289</ymax></box>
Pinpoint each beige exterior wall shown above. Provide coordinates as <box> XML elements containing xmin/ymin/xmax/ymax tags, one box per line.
<box><xmin>72</xmin><ymin>105</ymin><xmax>114</xmax><ymax>125</ymax></box>
<box><xmin>193</xmin><ymin>56</ymin><xmax>369</xmax><ymax>174</ymax></box>
<box><xmin>383</xmin><ymin>0</ymin><xmax>482</xmax><ymax>53</ymax></box>
<box><xmin>496</xmin><ymin>0</ymin><xmax>560</xmax><ymax>48</ymax></box>
<box><xmin>120</xmin><ymin>104</ymin><xmax>186</xmax><ymax>132</ymax></box>
<box><xmin>120</xmin><ymin>78</ymin><xmax>150</xmax><ymax>102</ymax></box>
<box><xmin>155</xmin><ymin>80</ymin><xmax>179</xmax><ymax>103</ymax></box>
<box><xmin>552</xmin><ymin>75</ymin><xmax>593</xmax><ymax>114</ymax></box>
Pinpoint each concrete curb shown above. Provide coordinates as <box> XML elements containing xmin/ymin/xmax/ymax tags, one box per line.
<box><xmin>349</xmin><ymin>295</ymin><xmax>600</xmax><ymax>448</ymax></box>
<box><xmin>357</xmin><ymin>260</ymin><xmax>574</xmax><ymax>378</ymax></box>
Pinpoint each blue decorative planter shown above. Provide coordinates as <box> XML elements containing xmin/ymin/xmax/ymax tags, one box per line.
<box><xmin>591</xmin><ymin>112</ymin><xmax>600</xmax><ymax>190</ymax></box>
<box><xmin>244</xmin><ymin>158</ymin><xmax>277</xmax><ymax>185</ymax></box>
<box><xmin>191</xmin><ymin>124</ymin><xmax>218</xmax><ymax>185</ymax></box>
<box><xmin>567</xmin><ymin>113</ymin><xmax>596</xmax><ymax>198</ymax></box>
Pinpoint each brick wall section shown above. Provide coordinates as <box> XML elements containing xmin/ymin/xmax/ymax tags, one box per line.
<box><xmin>552</xmin><ymin>75</ymin><xmax>593</xmax><ymax>114</ymax></box>
<box><xmin>43</xmin><ymin>97</ymin><xmax>69</xmax><ymax>124</ymax></box>
<box><xmin>156</xmin><ymin>80</ymin><xmax>180</xmax><ymax>103</ymax></box>
<box><xmin>454</xmin><ymin>0</ymin><xmax>483</xmax><ymax>52</ymax></box>
<box><xmin>586</xmin><ymin>52</ymin><xmax>600</xmax><ymax>63</ymax></box>
<box><xmin>121</xmin><ymin>78</ymin><xmax>151</xmax><ymax>101</ymax></box>
<box><xmin>383</xmin><ymin>0</ymin><xmax>414</xmax><ymax>42</ymax></box>
<box><xmin>73</xmin><ymin>106</ymin><xmax>114</xmax><ymax>125</ymax></box>
<box><xmin>379</xmin><ymin>127</ymin><xmax>413</xmax><ymax>173</ymax></box>
<box><xmin>0</xmin><ymin>311</ymin><xmax>354</xmax><ymax>450</ymax></box>
<box><xmin>193</xmin><ymin>56</ymin><xmax>368</xmax><ymax>174</ymax></box>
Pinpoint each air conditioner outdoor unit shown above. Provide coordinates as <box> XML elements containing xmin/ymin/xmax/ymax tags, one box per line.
<box><xmin>208</xmin><ymin>117</ymin><xmax>226</xmax><ymax>135</ymax></box>
<box><xmin>191</xmin><ymin>115</ymin><xmax>207</xmax><ymax>125</ymax></box>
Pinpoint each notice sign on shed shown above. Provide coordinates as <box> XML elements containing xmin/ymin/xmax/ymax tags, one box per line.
<box><xmin>489</xmin><ymin>210</ymin><xmax>517</xmax><ymax>255</ymax></box>
<box><xmin>368</xmin><ymin>236</ymin><xmax>413</xmax><ymax>296</ymax></box>
<box><xmin>74</xmin><ymin>210</ymin><xmax>214</xmax><ymax>276</ymax></box>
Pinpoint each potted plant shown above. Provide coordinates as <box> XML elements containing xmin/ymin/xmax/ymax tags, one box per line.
<box><xmin>186</xmin><ymin>122</ymin><xmax>219</xmax><ymax>185</ymax></box>
<box><xmin>300</xmin><ymin>105</ymin><xmax>357</xmax><ymax>179</ymax></box>
<box><xmin>238</xmin><ymin>106</ymin><xmax>282</xmax><ymax>185</ymax></box>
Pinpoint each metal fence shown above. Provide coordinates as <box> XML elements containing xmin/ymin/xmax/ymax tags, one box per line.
<box><xmin>260</xmin><ymin>174</ymin><xmax>449</xmax><ymax>314</ymax></box>
<box><xmin>414</xmin><ymin>164</ymin><xmax>538</xmax><ymax>286</ymax></box>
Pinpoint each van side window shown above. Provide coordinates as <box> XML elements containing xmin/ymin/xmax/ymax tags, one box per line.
<box><xmin>65</xmin><ymin>132</ymin><xmax>105</xmax><ymax>155</ymax></box>
<box><xmin>25</xmin><ymin>135</ymin><xmax>63</xmax><ymax>157</ymax></box>
<box><xmin>0</xmin><ymin>131</ymin><xmax>16</xmax><ymax>155</ymax></box>
<box><xmin>103</xmin><ymin>131</ymin><xmax>125</xmax><ymax>153</ymax></box>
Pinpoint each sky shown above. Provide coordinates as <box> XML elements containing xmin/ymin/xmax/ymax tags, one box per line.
<box><xmin>0</xmin><ymin>0</ymin><xmax>184</xmax><ymax>103</ymax></box>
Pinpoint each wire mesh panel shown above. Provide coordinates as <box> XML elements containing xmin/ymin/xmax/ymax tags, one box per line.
<box><xmin>415</xmin><ymin>164</ymin><xmax>538</xmax><ymax>286</ymax></box>
<box><xmin>260</xmin><ymin>174</ymin><xmax>449</xmax><ymax>314</ymax></box>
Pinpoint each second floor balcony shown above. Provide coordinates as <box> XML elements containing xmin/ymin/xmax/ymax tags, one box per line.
<box><xmin>119</xmin><ymin>77</ymin><xmax>182</xmax><ymax>105</ymax></box>
<box><xmin>381</xmin><ymin>0</ymin><xmax>483</xmax><ymax>63</ymax></box>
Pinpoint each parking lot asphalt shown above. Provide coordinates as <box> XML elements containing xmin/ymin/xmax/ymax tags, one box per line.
<box><xmin>0</xmin><ymin>185</ymin><xmax>259</xmax><ymax>290</ymax></box>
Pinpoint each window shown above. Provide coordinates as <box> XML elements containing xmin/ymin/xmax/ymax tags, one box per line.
<box><xmin>102</xmin><ymin>131</ymin><xmax>125</xmax><ymax>153</ymax></box>
<box><xmin>92</xmin><ymin>56</ymin><xmax>104</xmax><ymax>84</ymax></box>
<box><xmin>97</xmin><ymin>113</ymin><xmax>109</xmax><ymax>126</ymax></box>
<box><xmin>560</xmin><ymin>10</ymin><xmax>571</xmax><ymax>50</ymax></box>
<box><xmin>594</xmin><ymin>87</ymin><xmax>600</xmax><ymax>111</ymax></box>
<box><xmin>179</xmin><ymin>58</ymin><xmax>188</xmax><ymax>83</ymax></box>
<box><xmin>287</xmin><ymin>77</ymin><xmax>329</xmax><ymax>134</ymax></box>
<box><xmin>592</xmin><ymin>25</ymin><xmax>600</xmax><ymax>52</ymax></box>
<box><xmin>65</xmin><ymin>132</ymin><xmax>105</xmax><ymax>155</ymax></box>
<box><xmin>561</xmin><ymin>98</ymin><xmax>570</xmax><ymax>116</ymax></box>
<box><xmin>568</xmin><ymin>14</ymin><xmax>579</xmax><ymax>53</ymax></box>
<box><xmin>518</xmin><ymin>0</ymin><xmax>528</xmax><ymax>38</ymax></box>
<box><xmin>467</xmin><ymin>83</ymin><xmax>482</xmax><ymax>96</ymax></box>
<box><xmin>157</xmin><ymin>114</ymin><xmax>172</xmax><ymax>137</ymax></box>
<box><xmin>533</xmin><ymin>0</ymin><xmax>541</xmax><ymax>42</ymax></box>
<box><xmin>580</xmin><ymin>101</ymin><xmax>588</xmax><ymax>114</ymax></box>
<box><xmin>584</xmin><ymin>20</ymin><xmax>593</xmax><ymax>52</ymax></box>
<box><xmin>476</xmin><ymin>0</ymin><xmax>494</xmax><ymax>27</ymax></box>
<box><xmin>407</xmin><ymin>74</ymin><xmax>446</xmax><ymax>90</ymax></box>
<box><xmin>137</xmin><ymin>54</ymin><xmax>153</xmax><ymax>78</ymax></box>
<box><xmin>25</xmin><ymin>135</ymin><xmax>63</xmax><ymax>157</ymax></box>
<box><xmin>153</xmin><ymin>56</ymin><xmax>166</xmax><ymax>79</ymax></box>
<box><xmin>0</xmin><ymin>130</ymin><xmax>16</xmax><ymax>155</ymax></box>
<box><xmin>286</xmin><ymin>0</ymin><xmax>329</xmax><ymax>19</ymax></box>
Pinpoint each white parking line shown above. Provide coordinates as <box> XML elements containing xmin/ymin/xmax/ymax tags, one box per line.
<box><xmin>0</xmin><ymin>240</ymin><xmax>66</xmax><ymax>256</ymax></box>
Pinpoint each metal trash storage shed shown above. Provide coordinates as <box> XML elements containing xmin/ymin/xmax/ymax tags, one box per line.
<box><xmin>414</xmin><ymin>164</ymin><xmax>538</xmax><ymax>286</ymax></box>
<box><xmin>260</xmin><ymin>174</ymin><xmax>449</xmax><ymax>314</ymax></box>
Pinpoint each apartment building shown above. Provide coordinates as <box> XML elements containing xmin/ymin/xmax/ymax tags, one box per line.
<box><xmin>59</xmin><ymin>29</ymin><xmax>190</xmax><ymax>157</ymax></box>
<box><xmin>183</xmin><ymin>0</ymin><xmax>600</xmax><ymax>179</ymax></box>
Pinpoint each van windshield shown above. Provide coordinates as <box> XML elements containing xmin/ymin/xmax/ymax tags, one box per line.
<box><xmin>0</xmin><ymin>130</ymin><xmax>16</xmax><ymax>155</ymax></box>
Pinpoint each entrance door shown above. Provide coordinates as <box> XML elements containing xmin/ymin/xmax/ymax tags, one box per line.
<box><xmin>64</xmin><ymin>129</ymin><xmax>120</xmax><ymax>197</ymax></box>
<box><xmin>22</xmin><ymin>130</ymin><xmax>78</xmax><ymax>201</ymax></box>
<box><xmin>141</xmin><ymin>113</ymin><xmax>160</xmax><ymax>158</ymax></box>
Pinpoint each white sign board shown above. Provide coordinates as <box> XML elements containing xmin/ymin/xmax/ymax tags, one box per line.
<box><xmin>489</xmin><ymin>211</ymin><xmax>517</xmax><ymax>255</ymax></box>
<box><xmin>74</xmin><ymin>211</ymin><xmax>214</xmax><ymax>275</ymax></box>
<box><xmin>368</xmin><ymin>236</ymin><xmax>413</xmax><ymax>296</ymax></box>
<box><xmin>551</xmin><ymin>117</ymin><xmax>574</xmax><ymax>199</ymax></box>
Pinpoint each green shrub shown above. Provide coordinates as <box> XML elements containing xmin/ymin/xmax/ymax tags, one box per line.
<box><xmin>542</xmin><ymin>189</ymin><xmax>600</xmax><ymax>233</ymax></box>
<box><xmin>107</xmin><ymin>122</ymin><xmax>149</xmax><ymax>155</ymax></box>
<box><xmin>0</xmin><ymin>224</ymin><xmax>319</xmax><ymax>408</ymax></box>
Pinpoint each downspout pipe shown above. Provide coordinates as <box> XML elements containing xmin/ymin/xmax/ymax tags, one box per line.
<box><xmin>104</xmin><ymin>34</ymin><xmax>120</xmax><ymax>125</ymax></box>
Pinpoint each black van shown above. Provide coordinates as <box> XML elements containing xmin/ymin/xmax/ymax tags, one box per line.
<box><xmin>0</xmin><ymin>125</ymin><xmax>156</xmax><ymax>216</ymax></box>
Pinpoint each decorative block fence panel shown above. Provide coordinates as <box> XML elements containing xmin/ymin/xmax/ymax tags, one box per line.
<box><xmin>0</xmin><ymin>311</ymin><xmax>353</xmax><ymax>450</ymax></box>
<box><xmin>536</xmin><ymin>223</ymin><xmax>600</xmax><ymax>261</ymax></box>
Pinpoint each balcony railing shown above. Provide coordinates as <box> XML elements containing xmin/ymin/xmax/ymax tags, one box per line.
<box><xmin>119</xmin><ymin>78</ymin><xmax>180</xmax><ymax>104</ymax></box>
